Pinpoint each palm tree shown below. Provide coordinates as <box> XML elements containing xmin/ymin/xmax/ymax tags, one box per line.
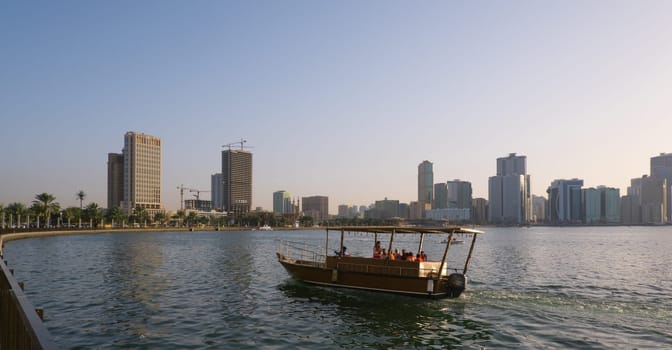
<box><xmin>132</xmin><ymin>206</ymin><xmax>150</xmax><ymax>226</ymax></box>
<box><xmin>153</xmin><ymin>212</ymin><xmax>166</xmax><ymax>226</ymax></box>
<box><xmin>7</xmin><ymin>202</ymin><xmax>29</xmax><ymax>227</ymax></box>
<box><xmin>106</xmin><ymin>206</ymin><xmax>126</xmax><ymax>227</ymax></box>
<box><xmin>83</xmin><ymin>203</ymin><xmax>103</xmax><ymax>227</ymax></box>
<box><xmin>62</xmin><ymin>207</ymin><xmax>82</xmax><ymax>227</ymax></box>
<box><xmin>175</xmin><ymin>210</ymin><xmax>187</xmax><ymax>227</ymax></box>
<box><xmin>186</xmin><ymin>211</ymin><xmax>199</xmax><ymax>226</ymax></box>
<box><xmin>32</xmin><ymin>193</ymin><xmax>60</xmax><ymax>228</ymax></box>
<box><xmin>76</xmin><ymin>190</ymin><xmax>86</xmax><ymax>210</ymax></box>
<box><xmin>0</xmin><ymin>203</ymin><xmax>5</xmax><ymax>228</ymax></box>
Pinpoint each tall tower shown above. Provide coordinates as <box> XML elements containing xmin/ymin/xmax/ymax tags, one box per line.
<box><xmin>222</xmin><ymin>149</ymin><xmax>253</xmax><ymax>215</ymax></box>
<box><xmin>418</xmin><ymin>161</ymin><xmax>433</xmax><ymax>209</ymax></box>
<box><xmin>211</xmin><ymin>173</ymin><xmax>224</xmax><ymax>210</ymax></box>
<box><xmin>447</xmin><ymin>179</ymin><xmax>473</xmax><ymax>209</ymax></box>
<box><xmin>273</xmin><ymin>190</ymin><xmax>292</xmax><ymax>214</ymax></box>
<box><xmin>547</xmin><ymin>179</ymin><xmax>583</xmax><ymax>224</ymax></box>
<box><xmin>107</xmin><ymin>153</ymin><xmax>124</xmax><ymax>209</ymax></box>
<box><xmin>121</xmin><ymin>132</ymin><xmax>163</xmax><ymax>216</ymax></box>
<box><xmin>650</xmin><ymin>152</ymin><xmax>672</xmax><ymax>223</ymax></box>
<box><xmin>488</xmin><ymin>153</ymin><xmax>531</xmax><ymax>224</ymax></box>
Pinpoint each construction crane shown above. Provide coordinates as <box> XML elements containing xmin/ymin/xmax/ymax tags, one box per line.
<box><xmin>189</xmin><ymin>189</ymin><xmax>211</xmax><ymax>201</ymax></box>
<box><xmin>176</xmin><ymin>184</ymin><xmax>196</xmax><ymax>210</ymax></box>
<box><xmin>222</xmin><ymin>139</ymin><xmax>253</xmax><ymax>151</ymax></box>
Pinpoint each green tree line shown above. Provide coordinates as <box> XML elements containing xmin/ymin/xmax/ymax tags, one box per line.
<box><xmin>0</xmin><ymin>191</ymin><xmax>319</xmax><ymax>229</ymax></box>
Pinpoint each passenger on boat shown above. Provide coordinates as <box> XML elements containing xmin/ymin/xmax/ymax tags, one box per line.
<box><xmin>421</xmin><ymin>251</ymin><xmax>428</xmax><ymax>261</ymax></box>
<box><xmin>335</xmin><ymin>246</ymin><xmax>350</xmax><ymax>257</ymax></box>
<box><xmin>373</xmin><ymin>241</ymin><xmax>382</xmax><ymax>258</ymax></box>
<box><xmin>416</xmin><ymin>253</ymin><xmax>424</xmax><ymax>262</ymax></box>
<box><xmin>388</xmin><ymin>250</ymin><xmax>396</xmax><ymax>261</ymax></box>
<box><xmin>407</xmin><ymin>252</ymin><xmax>415</xmax><ymax>262</ymax></box>
<box><xmin>400</xmin><ymin>249</ymin><xmax>407</xmax><ymax>260</ymax></box>
<box><xmin>393</xmin><ymin>248</ymin><xmax>400</xmax><ymax>259</ymax></box>
<box><xmin>381</xmin><ymin>248</ymin><xmax>387</xmax><ymax>259</ymax></box>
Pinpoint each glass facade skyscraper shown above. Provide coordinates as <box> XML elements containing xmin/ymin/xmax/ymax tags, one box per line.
<box><xmin>418</xmin><ymin>161</ymin><xmax>433</xmax><ymax>208</ymax></box>
<box><xmin>488</xmin><ymin>153</ymin><xmax>531</xmax><ymax>224</ymax></box>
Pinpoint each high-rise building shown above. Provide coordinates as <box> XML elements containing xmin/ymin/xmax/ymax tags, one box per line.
<box><xmin>497</xmin><ymin>153</ymin><xmax>527</xmax><ymax>176</ymax></box>
<box><xmin>211</xmin><ymin>173</ymin><xmax>223</xmax><ymax>210</ymax></box>
<box><xmin>447</xmin><ymin>180</ymin><xmax>472</xmax><ymax>209</ymax></box>
<box><xmin>598</xmin><ymin>186</ymin><xmax>620</xmax><ymax>224</ymax></box>
<box><xmin>433</xmin><ymin>183</ymin><xmax>448</xmax><ymax>209</ymax></box>
<box><xmin>107</xmin><ymin>153</ymin><xmax>124</xmax><ymax>209</ymax></box>
<box><xmin>337</xmin><ymin>204</ymin><xmax>349</xmax><ymax>218</ymax></box>
<box><xmin>359</xmin><ymin>205</ymin><xmax>368</xmax><ymax>216</ymax></box>
<box><xmin>650</xmin><ymin>153</ymin><xmax>672</xmax><ymax>223</ymax></box>
<box><xmin>373</xmin><ymin>198</ymin><xmax>400</xmax><ymax>219</ymax></box>
<box><xmin>418</xmin><ymin>161</ymin><xmax>433</xmax><ymax>208</ymax></box>
<box><xmin>582</xmin><ymin>188</ymin><xmax>601</xmax><ymax>224</ymax></box>
<box><xmin>620</xmin><ymin>195</ymin><xmax>641</xmax><ymax>225</ymax></box>
<box><xmin>640</xmin><ymin>175</ymin><xmax>667</xmax><ymax>224</ymax></box>
<box><xmin>488</xmin><ymin>153</ymin><xmax>531</xmax><ymax>224</ymax></box>
<box><xmin>222</xmin><ymin>150</ymin><xmax>253</xmax><ymax>214</ymax></box>
<box><xmin>532</xmin><ymin>195</ymin><xmax>546</xmax><ymax>223</ymax></box>
<box><xmin>409</xmin><ymin>201</ymin><xmax>423</xmax><ymax>220</ymax></box>
<box><xmin>273</xmin><ymin>190</ymin><xmax>292</xmax><ymax>214</ymax></box>
<box><xmin>302</xmin><ymin>196</ymin><xmax>328</xmax><ymax>223</ymax></box>
<box><xmin>184</xmin><ymin>199</ymin><xmax>212</xmax><ymax>212</ymax></box>
<box><xmin>547</xmin><ymin>179</ymin><xmax>583</xmax><ymax>224</ymax></box>
<box><xmin>471</xmin><ymin>198</ymin><xmax>488</xmax><ymax>225</ymax></box>
<box><xmin>425</xmin><ymin>208</ymin><xmax>470</xmax><ymax>222</ymax></box>
<box><xmin>398</xmin><ymin>203</ymin><xmax>410</xmax><ymax>219</ymax></box>
<box><xmin>120</xmin><ymin>132</ymin><xmax>163</xmax><ymax>216</ymax></box>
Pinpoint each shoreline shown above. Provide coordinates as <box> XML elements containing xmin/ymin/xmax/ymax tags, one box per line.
<box><xmin>0</xmin><ymin>226</ymin><xmax>318</xmax><ymax>256</ymax></box>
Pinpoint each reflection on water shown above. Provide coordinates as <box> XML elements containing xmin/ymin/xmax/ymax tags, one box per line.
<box><xmin>278</xmin><ymin>281</ymin><xmax>491</xmax><ymax>349</ymax></box>
<box><xmin>101</xmin><ymin>234</ymin><xmax>170</xmax><ymax>342</ymax></box>
<box><xmin>3</xmin><ymin>227</ymin><xmax>672</xmax><ymax>349</ymax></box>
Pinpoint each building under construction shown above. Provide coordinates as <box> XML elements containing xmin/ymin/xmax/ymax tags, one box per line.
<box><xmin>222</xmin><ymin>149</ymin><xmax>253</xmax><ymax>215</ymax></box>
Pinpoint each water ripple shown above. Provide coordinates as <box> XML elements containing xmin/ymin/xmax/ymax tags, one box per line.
<box><xmin>3</xmin><ymin>227</ymin><xmax>672</xmax><ymax>349</ymax></box>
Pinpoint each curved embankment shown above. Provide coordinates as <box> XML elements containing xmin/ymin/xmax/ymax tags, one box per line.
<box><xmin>0</xmin><ymin>228</ymin><xmax>193</xmax><ymax>256</ymax></box>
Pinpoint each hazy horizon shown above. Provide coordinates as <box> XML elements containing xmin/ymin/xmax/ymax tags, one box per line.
<box><xmin>2</xmin><ymin>1</ymin><xmax>671</xmax><ymax>213</ymax></box>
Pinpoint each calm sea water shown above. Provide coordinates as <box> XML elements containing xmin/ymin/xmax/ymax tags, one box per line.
<box><xmin>4</xmin><ymin>226</ymin><xmax>671</xmax><ymax>349</ymax></box>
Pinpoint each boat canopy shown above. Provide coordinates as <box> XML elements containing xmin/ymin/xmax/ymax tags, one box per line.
<box><xmin>325</xmin><ymin>226</ymin><xmax>484</xmax><ymax>235</ymax></box>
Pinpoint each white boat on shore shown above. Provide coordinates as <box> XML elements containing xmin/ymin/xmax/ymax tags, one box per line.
<box><xmin>259</xmin><ymin>224</ymin><xmax>273</xmax><ymax>231</ymax></box>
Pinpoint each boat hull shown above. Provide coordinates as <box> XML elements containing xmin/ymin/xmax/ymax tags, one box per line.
<box><xmin>278</xmin><ymin>258</ymin><xmax>465</xmax><ymax>299</ymax></box>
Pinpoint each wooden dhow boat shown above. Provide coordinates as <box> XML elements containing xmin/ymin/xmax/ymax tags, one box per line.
<box><xmin>277</xmin><ymin>226</ymin><xmax>484</xmax><ymax>299</ymax></box>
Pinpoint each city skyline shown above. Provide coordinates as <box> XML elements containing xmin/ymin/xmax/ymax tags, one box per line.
<box><xmin>3</xmin><ymin>1</ymin><xmax>672</xmax><ymax>213</ymax></box>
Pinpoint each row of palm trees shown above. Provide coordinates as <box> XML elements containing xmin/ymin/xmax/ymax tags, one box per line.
<box><xmin>0</xmin><ymin>191</ymin><xmax>179</xmax><ymax>229</ymax></box>
<box><xmin>1</xmin><ymin>191</ymin><xmax>325</xmax><ymax>230</ymax></box>
<box><xmin>0</xmin><ymin>192</ymin><xmax>108</xmax><ymax>229</ymax></box>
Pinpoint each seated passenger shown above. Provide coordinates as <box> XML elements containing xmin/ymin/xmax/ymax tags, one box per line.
<box><xmin>373</xmin><ymin>241</ymin><xmax>382</xmax><ymax>258</ymax></box>
<box><xmin>334</xmin><ymin>246</ymin><xmax>350</xmax><ymax>257</ymax></box>
<box><xmin>407</xmin><ymin>252</ymin><xmax>415</xmax><ymax>262</ymax></box>
<box><xmin>416</xmin><ymin>253</ymin><xmax>424</xmax><ymax>262</ymax></box>
<box><xmin>388</xmin><ymin>250</ymin><xmax>396</xmax><ymax>260</ymax></box>
<box><xmin>421</xmin><ymin>251</ymin><xmax>428</xmax><ymax>261</ymax></box>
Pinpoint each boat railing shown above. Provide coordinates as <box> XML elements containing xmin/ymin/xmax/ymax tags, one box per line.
<box><xmin>277</xmin><ymin>240</ymin><xmax>327</xmax><ymax>268</ymax></box>
<box><xmin>331</xmin><ymin>258</ymin><xmax>461</xmax><ymax>278</ymax></box>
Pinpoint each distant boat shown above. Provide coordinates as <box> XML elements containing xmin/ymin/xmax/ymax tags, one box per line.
<box><xmin>277</xmin><ymin>226</ymin><xmax>484</xmax><ymax>299</ymax></box>
<box><xmin>259</xmin><ymin>224</ymin><xmax>273</xmax><ymax>231</ymax></box>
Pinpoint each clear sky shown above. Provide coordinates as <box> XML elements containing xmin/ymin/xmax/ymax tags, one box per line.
<box><xmin>2</xmin><ymin>1</ymin><xmax>672</xmax><ymax>214</ymax></box>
